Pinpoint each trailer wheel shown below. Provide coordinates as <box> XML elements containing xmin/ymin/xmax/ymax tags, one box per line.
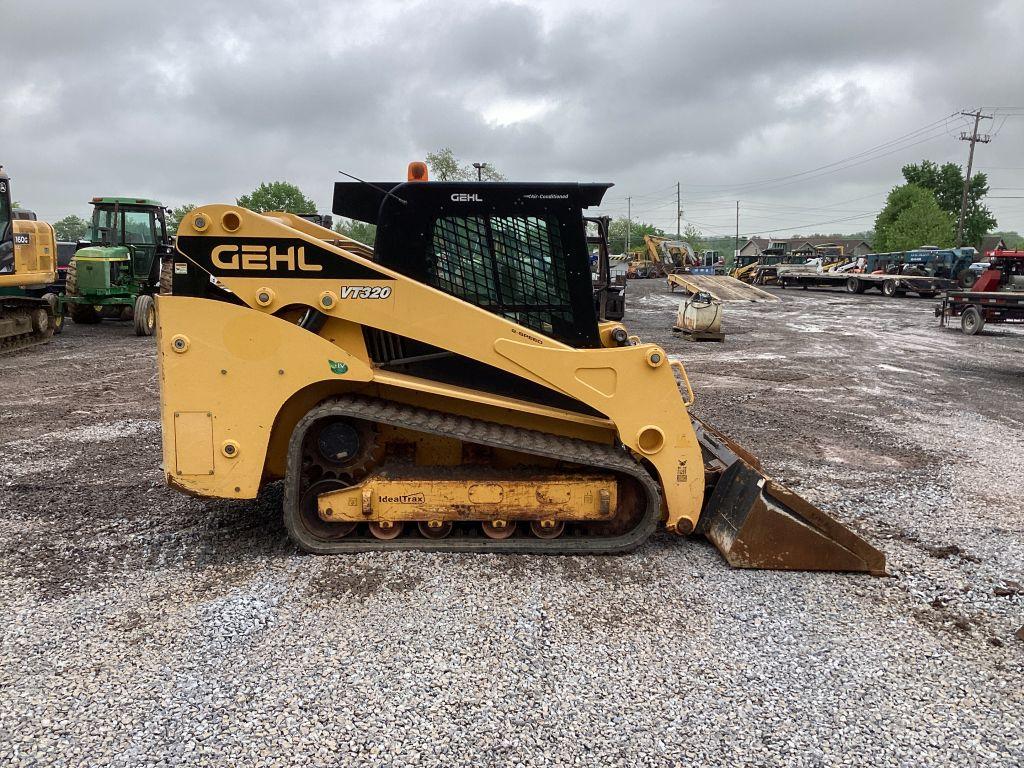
<box><xmin>845</xmin><ymin>277</ymin><xmax>861</xmax><ymax>293</ymax></box>
<box><xmin>882</xmin><ymin>279</ymin><xmax>903</xmax><ymax>297</ymax></box>
<box><xmin>960</xmin><ymin>306</ymin><xmax>985</xmax><ymax>336</ymax></box>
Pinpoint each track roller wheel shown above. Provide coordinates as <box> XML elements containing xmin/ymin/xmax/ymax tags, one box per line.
<box><xmin>481</xmin><ymin>520</ymin><xmax>516</xmax><ymax>540</ymax></box>
<box><xmin>530</xmin><ymin>520</ymin><xmax>565</xmax><ymax>539</ymax></box>
<box><xmin>418</xmin><ymin>520</ymin><xmax>454</xmax><ymax>539</ymax></box>
<box><xmin>369</xmin><ymin>521</ymin><xmax>404</xmax><ymax>540</ymax></box>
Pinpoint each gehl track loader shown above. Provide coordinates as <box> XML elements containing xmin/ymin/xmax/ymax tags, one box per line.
<box><xmin>157</xmin><ymin>163</ymin><xmax>884</xmax><ymax>572</ymax></box>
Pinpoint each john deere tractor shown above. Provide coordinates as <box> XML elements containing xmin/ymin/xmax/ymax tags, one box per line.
<box><xmin>64</xmin><ymin>197</ymin><xmax>171</xmax><ymax>335</ymax></box>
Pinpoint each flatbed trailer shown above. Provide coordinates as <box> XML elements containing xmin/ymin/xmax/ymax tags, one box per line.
<box><xmin>937</xmin><ymin>290</ymin><xmax>1024</xmax><ymax>335</ymax></box>
<box><xmin>778</xmin><ymin>271</ymin><xmax>949</xmax><ymax>298</ymax></box>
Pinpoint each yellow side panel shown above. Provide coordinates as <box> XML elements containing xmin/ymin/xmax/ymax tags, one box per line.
<box><xmin>0</xmin><ymin>220</ymin><xmax>56</xmax><ymax>289</ymax></box>
<box><xmin>173</xmin><ymin>411</ymin><xmax>214</xmax><ymax>475</ymax></box>
<box><xmin>156</xmin><ymin>295</ymin><xmax>375</xmax><ymax>499</ymax></box>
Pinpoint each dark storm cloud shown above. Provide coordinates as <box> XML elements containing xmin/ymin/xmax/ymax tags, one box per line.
<box><xmin>2</xmin><ymin>0</ymin><xmax>1022</xmax><ymax>234</ymax></box>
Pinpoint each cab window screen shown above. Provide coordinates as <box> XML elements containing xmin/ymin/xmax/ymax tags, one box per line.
<box><xmin>428</xmin><ymin>215</ymin><xmax>573</xmax><ymax>337</ymax></box>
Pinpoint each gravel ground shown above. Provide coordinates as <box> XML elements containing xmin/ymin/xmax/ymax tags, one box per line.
<box><xmin>1</xmin><ymin>281</ymin><xmax>1022</xmax><ymax>767</ymax></box>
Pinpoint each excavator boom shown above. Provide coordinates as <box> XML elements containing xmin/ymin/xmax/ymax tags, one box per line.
<box><xmin>156</xmin><ymin>171</ymin><xmax>884</xmax><ymax>573</ymax></box>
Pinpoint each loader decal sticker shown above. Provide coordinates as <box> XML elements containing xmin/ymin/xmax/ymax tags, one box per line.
<box><xmin>328</xmin><ymin>360</ymin><xmax>349</xmax><ymax>375</ymax></box>
<box><xmin>339</xmin><ymin>285</ymin><xmax>392</xmax><ymax>299</ymax></box>
<box><xmin>176</xmin><ymin>236</ymin><xmax>392</xmax><ymax>280</ymax></box>
<box><xmin>211</xmin><ymin>244</ymin><xmax>322</xmax><ymax>272</ymax></box>
<box><xmin>379</xmin><ymin>493</ymin><xmax>425</xmax><ymax>504</ymax></box>
<box><xmin>13</xmin><ymin>233</ymin><xmax>30</xmax><ymax>246</ymax></box>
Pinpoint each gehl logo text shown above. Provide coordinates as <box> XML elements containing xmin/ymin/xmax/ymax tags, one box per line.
<box><xmin>211</xmin><ymin>244</ymin><xmax>322</xmax><ymax>272</ymax></box>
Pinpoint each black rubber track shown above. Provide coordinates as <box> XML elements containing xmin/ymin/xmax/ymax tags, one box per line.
<box><xmin>0</xmin><ymin>297</ymin><xmax>55</xmax><ymax>355</ymax></box>
<box><xmin>283</xmin><ymin>395</ymin><xmax>662</xmax><ymax>554</ymax></box>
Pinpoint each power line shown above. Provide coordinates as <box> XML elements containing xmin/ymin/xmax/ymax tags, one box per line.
<box><xmin>675</xmin><ymin>113</ymin><xmax>968</xmax><ymax>193</ymax></box>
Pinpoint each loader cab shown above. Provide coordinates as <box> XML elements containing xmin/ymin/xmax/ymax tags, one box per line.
<box><xmin>334</xmin><ymin>180</ymin><xmax>609</xmax><ymax>348</ymax></box>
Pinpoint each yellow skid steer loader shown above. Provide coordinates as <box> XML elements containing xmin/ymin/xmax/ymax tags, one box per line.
<box><xmin>156</xmin><ymin>163</ymin><xmax>884</xmax><ymax>572</ymax></box>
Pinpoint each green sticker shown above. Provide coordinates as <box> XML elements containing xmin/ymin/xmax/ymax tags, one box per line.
<box><xmin>328</xmin><ymin>359</ymin><xmax>348</xmax><ymax>375</ymax></box>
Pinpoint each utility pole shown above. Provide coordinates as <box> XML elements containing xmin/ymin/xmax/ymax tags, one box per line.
<box><xmin>676</xmin><ymin>182</ymin><xmax>681</xmax><ymax>238</ymax></box>
<box><xmin>734</xmin><ymin>201</ymin><xmax>740</xmax><ymax>267</ymax></box>
<box><xmin>956</xmin><ymin>110</ymin><xmax>992</xmax><ymax>246</ymax></box>
<box><xmin>626</xmin><ymin>196</ymin><xmax>632</xmax><ymax>253</ymax></box>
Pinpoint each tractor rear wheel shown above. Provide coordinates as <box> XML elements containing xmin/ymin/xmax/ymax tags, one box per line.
<box><xmin>160</xmin><ymin>257</ymin><xmax>173</xmax><ymax>295</ymax></box>
<box><xmin>65</xmin><ymin>260</ymin><xmax>101</xmax><ymax>325</ymax></box>
<box><xmin>134</xmin><ymin>294</ymin><xmax>156</xmax><ymax>336</ymax></box>
<box><xmin>960</xmin><ymin>306</ymin><xmax>985</xmax><ymax>336</ymax></box>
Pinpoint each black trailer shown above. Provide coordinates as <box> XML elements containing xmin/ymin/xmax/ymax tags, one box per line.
<box><xmin>937</xmin><ymin>290</ymin><xmax>1024</xmax><ymax>335</ymax></box>
<box><xmin>778</xmin><ymin>271</ymin><xmax>949</xmax><ymax>298</ymax></box>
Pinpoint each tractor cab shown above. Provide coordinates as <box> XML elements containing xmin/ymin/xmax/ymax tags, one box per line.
<box><xmin>85</xmin><ymin>197</ymin><xmax>169</xmax><ymax>281</ymax></box>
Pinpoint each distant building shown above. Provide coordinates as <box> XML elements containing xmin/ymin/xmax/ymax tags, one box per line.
<box><xmin>738</xmin><ymin>236</ymin><xmax>873</xmax><ymax>259</ymax></box>
<box><xmin>980</xmin><ymin>235</ymin><xmax>1008</xmax><ymax>253</ymax></box>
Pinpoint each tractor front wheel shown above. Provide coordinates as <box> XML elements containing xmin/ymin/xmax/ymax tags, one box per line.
<box><xmin>42</xmin><ymin>293</ymin><xmax>64</xmax><ymax>335</ymax></box>
<box><xmin>134</xmin><ymin>294</ymin><xmax>156</xmax><ymax>337</ymax></box>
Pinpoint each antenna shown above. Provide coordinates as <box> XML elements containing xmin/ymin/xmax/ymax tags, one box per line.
<box><xmin>337</xmin><ymin>170</ymin><xmax>407</xmax><ymax>206</ymax></box>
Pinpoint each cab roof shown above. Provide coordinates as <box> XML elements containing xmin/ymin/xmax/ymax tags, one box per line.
<box><xmin>90</xmin><ymin>196</ymin><xmax>164</xmax><ymax>207</ymax></box>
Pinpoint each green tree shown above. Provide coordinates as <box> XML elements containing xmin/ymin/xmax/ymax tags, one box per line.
<box><xmin>682</xmin><ymin>223</ymin><xmax>705</xmax><ymax>251</ymax></box>
<box><xmin>167</xmin><ymin>204</ymin><xmax>196</xmax><ymax>236</ymax></box>
<box><xmin>607</xmin><ymin>218</ymin><xmax>665</xmax><ymax>254</ymax></box>
<box><xmin>991</xmin><ymin>230</ymin><xmax>1024</xmax><ymax>249</ymax></box>
<box><xmin>425</xmin><ymin>148</ymin><xmax>505</xmax><ymax>181</ymax></box>
<box><xmin>901</xmin><ymin>160</ymin><xmax>996</xmax><ymax>247</ymax></box>
<box><xmin>873</xmin><ymin>184</ymin><xmax>954</xmax><ymax>252</ymax></box>
<box><xmin>237</xmin><ymin>182</ymin><xmax>317</xmax><ymax>214</ymax></box>
<box><xmin>53</xmin><ymin>214</ymin><xmax>89</xmax><ymax>242</ymax></box>
<box><xmin>334</xmin><ymin>217</ymin><xmax>377</xmax><ymax>246</ymax></box>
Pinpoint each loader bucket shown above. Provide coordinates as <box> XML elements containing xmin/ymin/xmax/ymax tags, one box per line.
<box><xmin>692</xmin><ymin>417</ymin><xmax>886</xmax><ymax>575</ymax></box>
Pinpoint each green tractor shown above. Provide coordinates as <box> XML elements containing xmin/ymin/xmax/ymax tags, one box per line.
<box><xmin>64</xmin><ymin>197</ymin><xmax>171</xmax><ymax>335</ymax></box>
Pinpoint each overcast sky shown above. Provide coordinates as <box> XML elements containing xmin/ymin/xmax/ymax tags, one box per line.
<box><xmin>3</xmin><ymin>0</ymin><xmax>1022</xmax><ymax>238</ymax></box>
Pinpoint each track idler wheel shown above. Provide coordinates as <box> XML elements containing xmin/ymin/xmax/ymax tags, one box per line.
<box><xmin>296</xmin><ymin>480</ymin><xmax>356</xmax><ymax>541</ymax></box>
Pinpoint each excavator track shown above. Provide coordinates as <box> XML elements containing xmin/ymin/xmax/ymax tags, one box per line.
<box><xmin>284</xmin><ymin>395</ymin><xmax>662</xmax><ymax>554</ymax></box>
<box><xmin>0</xmin><ymin>297</ymin><xmax>55</xmax><ymax>355</ymax></box>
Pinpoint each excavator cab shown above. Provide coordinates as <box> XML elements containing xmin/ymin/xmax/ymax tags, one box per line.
<box><xmin>158</xmin><ymin>164</ymin><xmax>884</xmax><ymax>572</ymax></box>
<box><xmin>586</xmin><ymin>216</ymin><xmax>625</xmax><ymax>322</ymax></box>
